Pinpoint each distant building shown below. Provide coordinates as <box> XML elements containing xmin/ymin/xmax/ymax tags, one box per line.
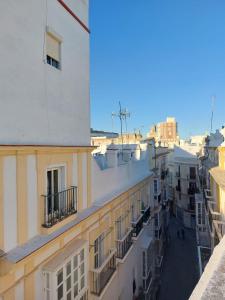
<box><xmin>168</xmin><ymin>145</ymin><xmax>200</xmax><ymax>228</ymax></box>
<box><xmin>149</xmin><ymin>117</ymin><xmax>179</xmax><ymax>147</ymax></box>
<box><xmin>190</xmin><ymin>133</ymin><xmax>225</xmax><ymax>299</ymax></box>
<box><xmin>91</xmin><ymin>129</ymin><xmax>142</xmax><ymax>148</ymax></box>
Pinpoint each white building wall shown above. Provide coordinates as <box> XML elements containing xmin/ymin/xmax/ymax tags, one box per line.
<box><xmin>92</xmin><ymin>158</ymin><xmax>151</xmax><ymax>204</ymax></box>
<box><xmin>27</xmin><ymin>155</ymin><xmax>38</xmax><ymax>239</ymax></box>
<box><xmin>3</xmin><ymin>156</ymin><xmax>17</xmax><ymax>252</ymax></box>
<box><xmin>0</xmin><ymin>0</ymin><xmax>90</xmax><ymax>146</ymax></box>
<box><xmin>64</xmin><ymin>0</ymin><xmax>89</xmax><ymax>25</ymax></box>
<box><xmin>101</xmin><ymin>229</ymin><xmax>149</xmax><ymax>300</ymax></box>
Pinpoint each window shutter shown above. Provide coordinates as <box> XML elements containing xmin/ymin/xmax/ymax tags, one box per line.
<box><xmin>46</xmin><ymin>33</ymin><xmax>60</xmax><ymax>61</ymax></box>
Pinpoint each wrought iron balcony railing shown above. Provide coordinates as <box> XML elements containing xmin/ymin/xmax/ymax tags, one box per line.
<box><xmin>188</xmin><ymin>187</ymin><xmax>200</xmax><ymax>195</ymax></box>
<box><xmin>176</xmin><ymin>172</ymin><xmax>181</xmax><ymax>178</ymax></box>
<box><xmin>142</xmin><ymin>206</ymin><xmax>151</xmax><ymax>224</ymax></box>
<box><xmin>143</xmin><ymin>270</ymin><xmax>153</xmax><ymax>292</ymax></box>
<box><xmin>42</xmin><ymin>186</ymin><xmax>77</xmax><ymax>228</ymax></box>
<box><xmin>213</xmin><ymin>220</ymin><xmax>225</xmax><ymax>244</ymax></box>
<box><xmin>116</xmin><ymin>229</ymin><xmax>133</xmax><ymax>260</ymax></box>
<box><xmin>176</xmin><ymin>185</ymin><xmax>181</xmax><ymax>192</ymax></box>
<box><xmin>90</xmin><ymin>249</ymin><xmax>116</xmax><ymax>296</ymax></box>
<box><xmin>132</xmin><ymin>214</ymin><xmax>144</xmax><ymax>238</ymax></box>
<box><xmin>207</xmin><ymin>201</ymin><xmax>221</xmax><ymax>234</ymax></box>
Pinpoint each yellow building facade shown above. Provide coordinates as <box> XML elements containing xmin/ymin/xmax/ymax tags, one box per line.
<box><xmin>0</xmin><ymin>145</ymin><xmax>154</xmax><ymax>299</ymax></box>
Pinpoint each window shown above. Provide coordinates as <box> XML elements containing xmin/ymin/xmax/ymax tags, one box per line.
<box><xmin>46</xmin><ymin>167</ymin><xmax>65</xmax><ymax>215</ymax></box>
<box><xmin>116</xmin><ymin>215</ymin><xmax>127</xmax><ymax>240</ymax></box>
<box><xmin>94</xmin><ymin>234</ymin><xmax>105</xmax><ymax>268</ymax></box>
<box><xmin>44</xmin><ymin>246</ymin><xmax>87</xmax><ymax>300</ymax></box>
<box><xmin>131</xmin><ymin>194</ymin><xmax>141</xmax><ymax>222</ymax></box>
<box><xmin>46</xmin><ymin>32</ymin><xmax>61</xmax><ymax>69</ymax></box>
<box><xmin>154</xmin><ymin>180</ymin><xmax>158</xmax><ymax>194</ymax></box>
<box><xmin>190</xmin><ymin>167</ymin><xmax>196</xmax><ymax>180</ymax></box>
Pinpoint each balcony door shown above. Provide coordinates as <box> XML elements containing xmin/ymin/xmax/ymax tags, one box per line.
<box><xmin>47</xmin><ymin>167</ymin><xmax>64</xmax><ymax>214</ymax></box>
<box><xmin>94</xmin><ymin>234</ymin><xmax>105</xmax><ymax>268</ymax></box>
<box><xmin>190</xmin><ymin>167</ymin><xmax>196</xmax><ymax>179</ymax></box>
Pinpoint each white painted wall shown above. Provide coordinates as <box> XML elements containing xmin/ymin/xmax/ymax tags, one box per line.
<box><xmin>0</xmin><ymin>0</ymin><xmax>90</xmax><ymax>146</ymax></box>
<box><xmin>92</xmin><ymin>155</ymin><xmax>151</xmax><ymax>205</ymax></box>
<box><xmin>27</xmin><ymin>155</ymin><xmax>38</xmax><ymax>239</ymax></box>
<box><xmin>64</xmin><ymin>0</ymin><xmax>89</xmax><ymax>25</ymax></box>
<box><xmin>101</xmin><ymin>227</ymin><xmax>153</xmax><ymax>300</ymax></box>
<box><xmin>3</xmin><ymin>156</ymin><xmax>17</xmax><ymax>252</ymax></box>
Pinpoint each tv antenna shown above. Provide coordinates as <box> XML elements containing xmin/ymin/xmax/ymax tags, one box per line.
<box><xmin>210</xmin><ymin>95</ymin><xmax>216</xmax><ymax>133</ymax></box>
<box><xmin>112</xmin><ymin>102</ymin><xmax>130</xmax><ymax>148</ymax></box>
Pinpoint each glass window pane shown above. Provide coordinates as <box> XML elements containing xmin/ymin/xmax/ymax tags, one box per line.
<box><xmin>57</xmin><ymin>284</ymin><xmax>63</xmax><ymax>300</ymax></box>
<box><xmin>74</xmin><ymin>284</ymin><xmax>78</xmax><ymax>298</ymax></box>
<box><xmin>67</xmin><ymin>292</ymin><xmax>71</xmax><ymax>300</ymax></box>
<box><xmin>74</xmin><ymin>255</ymin><xmax>78</xmax><ymax>269</ymax></box>
<box><xmin>80</xmin><ymin>262</ymin><xmax>85</xmax><ymax>275</ymax></box>
<box><xmin>66</xmin><ymin>262</ymin><xmax>71</xmax><ymax>276</ymax></box>
<box><xmin>73</xmin><ymin>270</ymin><xmax>78</xmax><ymax>283</ymax></box>
<box><xmin>46</xmin><ymin>273</ymin><xmax>50</xmax><ymax>289</ymax></box>
<box><xmin>67</xmin><ymin>276</ymin><xmax>71</xmax><ymax>291</ymax></box>
<box><xmin>57</xmin><ymin>269</ymin><xmax>63</xmax><ymax>285</ymax></box>
<box><xmin>81</xmin><ymin>276</ymin><xmax>85</xmax><ymax>289</ymax></box>
<box><xmin>46</xmin><ymin>290</ymin><xmax>50</xmax><ymax>300</ymax></box>
<box><xmin>47</xmin><ymin>171</ymin><xmax>52</xmax><ymax>195</ymax></box>
<box><xmin>80</xmin><ymin>249</ymin><xmax>84</xmax><ymax>262</ymax></box>
<box><xmin>53</xmin><ymin>169</ymin><xmax>59</xmax><ymax>194</ymax></box>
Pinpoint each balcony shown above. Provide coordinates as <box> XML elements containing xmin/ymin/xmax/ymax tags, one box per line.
<box><xmin>142</xmin><ymin>206</ymin><xmax>151</xmax><ymax>224</ymax></box>
<box><xmin>176</xmin><ymin>185</ymin><xmax>181</xmax><ymax>192</ymax></box>
<box><xmin>143</xmin><ymin>270</ymin><xmax>153</xmax><ymax>292</ymax></box>
<box><xmin>132</xmin><ymin>214</ymin><xmax>144</xmax><ymax>238</ymax></box>
<box><xmin>155</xmin><ymin>226</ymin><xmax>162</xmax><ymax>240</ymax></box>
<box><xmin>155</xmin><ymin>255</ymin><xmax>163</xmax><ymax>276</ymax></box>
<box><xmin>212</xmin><ymin>220</ymin><xmax>225</xmax><ymax>243</ymax></box>
<box><xmin>90</xmin><ymin>249</ymin><xmax>116</xmax><ymax>296</ymax></box>
<box><xmin>188</xmin><ymin>174</ymin><xmax>197</xmax><ymax>181</ymax></box>
<box><xmin>161</xmin><ymin>171</ymin><xmax>166</xmax><ymax>180</ymax></box>
<box><xmin>188</xmin><ymin>187</ymin><xmax>200</xmax><ymax>195</ymax></box>
<box><xmin>116</xmin><ymin>229</ymin><xmax>133</xmax><ymax>260</ymax></box>
<box><xmin>42</xmin><ymin>186</ymin><xmax>77</xmax><ymax>228</ymax></box>
<box><xmin>207</xmin><ymin>201</ymin><xmax>221</xmax><ymax>234</ymax></box>
<box><xmin>187</xmin><ymin>204</ymin><xmax>195</xmax><ymax>212</ymax></box>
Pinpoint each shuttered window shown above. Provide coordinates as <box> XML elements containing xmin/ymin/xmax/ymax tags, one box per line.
<box><xmin>46</xmin><ymin>33</ymin><xmax>61</xmax><ymax>69</ymax></box>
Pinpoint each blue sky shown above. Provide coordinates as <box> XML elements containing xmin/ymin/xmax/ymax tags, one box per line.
<box><xmin>90</xmin><ymin>0</ymin><xmax>225</xmax><ymax>138</ymax></box>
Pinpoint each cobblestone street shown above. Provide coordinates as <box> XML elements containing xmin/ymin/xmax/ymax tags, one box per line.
<box><xmin>158</xmin><ymin>217</ymin><xmax>199</xmax><ymax>300</ymax></box>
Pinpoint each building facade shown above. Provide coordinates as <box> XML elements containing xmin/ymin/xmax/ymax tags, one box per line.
<box><xmin>191</xmin><ymin>140</ymin><xmax>225</xmax><ymax>299</ymax></box>
<box><xmin>149</xmin><ymin>117</ymin><xmax>179</xmax><ymax>147</ymax></box>
<box><xmin>168</xmin><ymin>146</ymin><xmax>200</xmax><ymax>228</ymax></box>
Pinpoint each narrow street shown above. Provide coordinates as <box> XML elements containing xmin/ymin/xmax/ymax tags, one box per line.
<box><xmin>158</xmin><ymin>217</ymin><xmax>199</xmax><ymax>300</ymax></box>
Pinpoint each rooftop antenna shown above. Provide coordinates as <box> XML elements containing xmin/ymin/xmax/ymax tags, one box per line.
<box><xmin>210</xmin><ymin>95</ymin><xmax>216</xmax><ymax>133</ymax></box>
<box><xmin>112</xmin><ymin>102</ymin><xmax>130</xmax><ymax>153</ymax></box>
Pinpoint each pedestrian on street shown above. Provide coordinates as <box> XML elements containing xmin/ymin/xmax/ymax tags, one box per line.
<box><xmin>181</xmin><ymin>228</ymin><xmax>185</xmax><ymax>240</ymax></box>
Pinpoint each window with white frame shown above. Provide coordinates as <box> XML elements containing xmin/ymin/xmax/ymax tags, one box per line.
<box><xmin>131</xmin><ymin>194</ymin><xmax>141</xmax><ymax>222</ymax></box>
<box><xmin>116</xmin><ymin>214</ymin><xmax>128</xmax><ymax>240</ymax></box>
<box><xmin>46</xmin><ymin>167</ymin><xmax>65</xmax><ymax>214</ymax></box>
<box><xmin>43</xmin><ymin>246</ymin><xmax>87</xmax><ymax>300</ymax></box>
<box><xmin>46</xmin><ymin>32</ymin><xmax>61</xmax><ymax>70</ymax></box>
<box><xmin>94</xmin><ymin>233</ymin><xmax>105</xmax><ymax>268</ymax></box>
